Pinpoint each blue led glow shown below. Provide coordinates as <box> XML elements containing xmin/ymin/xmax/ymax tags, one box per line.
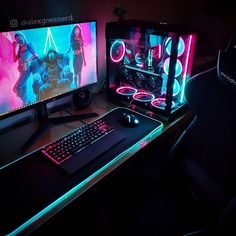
<box><xmin>110</xmin><ymin>40</ymin><xmax>125</xmax><ymax>62</ymax></box>
<box><xmin>7</xmin><ymin>108</ymin><xmax>163</xmax><ymax>236</ymax></box>
<box><xmin>165</xmin><ymin>37</ymin><xmax>185</xmax><ymax>57</ymax></box>
<box><xmin>163</xmin><ymin>57</ymin><xmax>182</xmax><ymax>77</ymax></box>
<box><xmin>173</xmin><ymin>79</ymin><xmax>180</xmax><ymax>96</ymax></box>
<box><xmin>135</xmin><ymin>52</ymin><xmax>144</xmax><ymax>66</ymax></box>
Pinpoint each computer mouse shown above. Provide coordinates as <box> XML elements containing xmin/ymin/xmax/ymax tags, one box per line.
<box><xmin>119</xmin><ymin>113</ymin><xmax>140</xmax><ymax>127</ymax></box>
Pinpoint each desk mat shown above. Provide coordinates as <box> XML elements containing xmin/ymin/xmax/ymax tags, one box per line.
<box><xmin>0</xmin><ymin>107</ymin><xmax>163</xmax><ymax>235</ymax></box>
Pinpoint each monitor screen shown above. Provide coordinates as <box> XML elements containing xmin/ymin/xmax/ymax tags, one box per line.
<box><xmin>0</xmin><ymin>20</ymin><xmax>97</xmax><ymax>119</ymax></box>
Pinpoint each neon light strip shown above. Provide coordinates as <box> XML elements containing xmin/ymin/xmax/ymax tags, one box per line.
<box><xmin>8</xmin><ymin>107</ymin><xmax>163</xmax><ymax>235</ymax></box>
<box><xmin>180</xmin><ymin>35</ymin><xmax>192</xmax><ymax>103</ymax></box>
<box><xmin>158</xmin><ymin>44</ymin><xmax>162</xmax><ymax>59</ymax></box>
<box><xmin>110</xmin><ymin>40</ymin><xmax>125</xmax><ymax>63</ymax></box>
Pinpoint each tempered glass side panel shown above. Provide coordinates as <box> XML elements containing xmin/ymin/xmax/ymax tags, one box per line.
<box><xmin>107</xmin><ymin>23</ymin><xmax>197</xmax><ymax>116</ymax></box>
<box><xmin>169</xmin><ymin>33</ymin><xmax>197</xmax><ymax>113</ymax></box>
<box><xmin>108</xmin><ymin>26</ymin><xmax>172</xmax><ymax>112</ymax></box>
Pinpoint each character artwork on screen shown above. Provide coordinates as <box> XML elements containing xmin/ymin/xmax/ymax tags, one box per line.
<box><xmin>0</xmin><ymin>21</ymin><xmax>97</xmax><ymax>116</ymax></box>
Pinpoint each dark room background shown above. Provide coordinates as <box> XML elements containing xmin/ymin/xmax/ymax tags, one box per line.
<box><xmin>2</xmin><ymin>0</ymin><xmax>236</xmax><ymax>85</ymax></box>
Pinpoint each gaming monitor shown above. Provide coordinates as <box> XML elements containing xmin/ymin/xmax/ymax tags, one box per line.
<box><xmin>0</xmin><ymin>20</ymin><xmax>98</xmax><ymax>120</ymax></box>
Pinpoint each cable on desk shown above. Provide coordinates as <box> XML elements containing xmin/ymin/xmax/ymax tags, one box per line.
<box><xmin>55</xmin><ymin>110</ymin><xmax>80</xmax><ymax>130</ymax></box>
<box><xmin>61</xmin><ymin>109</ymin><xmax>87</xmax><ymax>130</ymax></box>
<box><xmin>93</xmin><ymin>96</ymin><xmax>108</xmax><ymax>112</ymax></box>
<box><xmin>63</xmin><ymin>108</ymin><xmax>74</xmax><ymax>116</ymax></box>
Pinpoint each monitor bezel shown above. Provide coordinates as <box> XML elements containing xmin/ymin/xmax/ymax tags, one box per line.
<box><xmin>0</xmin><ymin>19</ymin><xmax>98</xmax><ymax>121</ymax></box>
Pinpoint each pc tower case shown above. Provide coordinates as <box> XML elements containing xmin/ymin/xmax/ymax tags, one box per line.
<box><xmin>105</xmin><ymin>20</ymin><xmax>197</xmax><ymax>120</ymax></box>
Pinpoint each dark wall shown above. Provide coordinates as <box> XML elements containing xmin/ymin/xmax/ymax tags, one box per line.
<box><xmin>0</xmin><ymin>0</ymin><xmax>235</xmax><ymax>135</ymax></box>
<box><xmin>2</xmin><ymin>0</ymin><xmax>236</xmax><ymax>84</ymax></box>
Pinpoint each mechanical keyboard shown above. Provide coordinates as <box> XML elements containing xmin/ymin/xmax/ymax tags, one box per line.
<box><xmin>41</xmin><ymin>119</ymin><xmax>126</xmax><ymax>175</ymax></box>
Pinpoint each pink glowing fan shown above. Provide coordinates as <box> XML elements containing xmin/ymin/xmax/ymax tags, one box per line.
<box><xmin>151</xmin><ymin>97</ymin><xmax>175</xmax><ymax>109</ymax></box>
<box><xmin>116</xmin><ymin>86</ymin><xmax>138</xmax><ymax>96</ymax></box>
<box><xmin>133</xmin><ymin>91</ymin><xmax>155</xmax><ymax>102</ymax></box>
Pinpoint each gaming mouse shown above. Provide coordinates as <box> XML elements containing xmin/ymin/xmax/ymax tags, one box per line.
<box><xmin>119</xmin><ymin>113</ymin><xmax>140</xmax><ymax>127</ymax></box>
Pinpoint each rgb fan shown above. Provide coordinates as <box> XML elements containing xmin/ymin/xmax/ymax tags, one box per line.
<box><xmin>110</xmin><ymin>40</ymin><xmax>126</xmax><ymax>63</ymax></box>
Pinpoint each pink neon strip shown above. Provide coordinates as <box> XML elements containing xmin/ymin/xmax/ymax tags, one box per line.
<box><xmin>180</xmin><ymin>35</ymin><xmax>192</xmax><ymax>103</ymax></box>
<box><xmin>158</xmin><ymin>44</ymin><xmax>162</xmax><ymax>59</ymax></box>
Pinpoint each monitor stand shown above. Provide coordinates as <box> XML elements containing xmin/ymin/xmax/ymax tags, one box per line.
<box><xmin>21</xmin><ymin>103</ymin><xmax>99</xmax><ymax>153</ymax></box>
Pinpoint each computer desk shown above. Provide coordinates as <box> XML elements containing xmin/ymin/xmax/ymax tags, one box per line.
<box><xmin>0</xmin><ymin>92</ymin><xmax>194</xmax><ymax>235</ymax></box>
